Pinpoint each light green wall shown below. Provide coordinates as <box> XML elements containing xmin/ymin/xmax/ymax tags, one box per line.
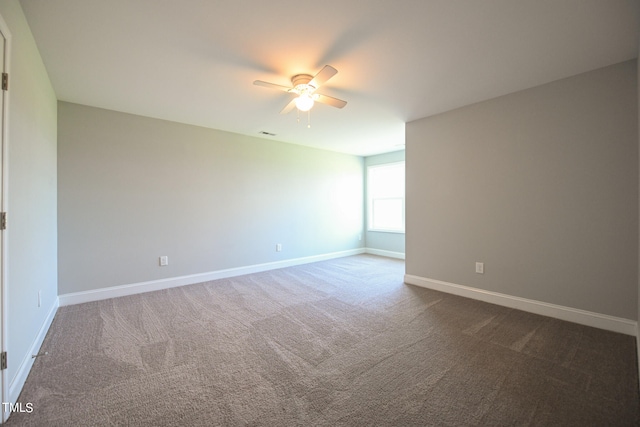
<box><xmin>58</xmin><ymin>102</ymin><xmax>364</xmax><ymax>294</ymax></box>
<box><xmin>0</xmin><ymin>0</ymin><xmax>58</xmax><ymax>389</ymax></box>
<box><xmin>364</xmin><ymin>150</ymin><xmax>405</xmax><ymax>255</ymax></box>
<box><xmin>406</xmin><ymin>60</ymin><xmax>638</xmax><ymax>320</ymax></box>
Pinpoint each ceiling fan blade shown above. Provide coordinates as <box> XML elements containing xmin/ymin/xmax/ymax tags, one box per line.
<box><xmin>315</xmin><ymin>93</ymin><xmax>347</xmax><ymax>109</ymax></box>
<box><xmin>280</xmin><ymin>98</ymin><xmax>297</xmax><ymax>114</ymax></box>
<box><xmin>308</xmin><ymin>65</ymin><xmax>337</xmax><ymax>90</ymax></box>
<box><xmin>253</xmin><ymin>80</ymin><xmax>292</xmax><ymax>92</ymax></box>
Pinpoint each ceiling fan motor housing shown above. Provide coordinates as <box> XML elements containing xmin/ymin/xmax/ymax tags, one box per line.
<box><xmin>291</xmin><ymin>74</ymin><xmax>315</xmax><ymax>92</ymax></box>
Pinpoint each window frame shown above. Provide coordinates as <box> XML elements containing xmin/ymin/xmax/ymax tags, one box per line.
<box><xmin>367</xmin><ymin>161</ymin><xmax>405</xmax><ymax>234</ymax></box>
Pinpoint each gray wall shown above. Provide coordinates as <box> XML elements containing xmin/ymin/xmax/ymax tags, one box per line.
<box><xmin>0</xmin><ymin>0</ymin><xmax>58</xmax><ymax>388</ymax></box>
<box><xmin>364</xmin><ymin>150</ymin><xmax>405</xmax><ymax>255</ymax></box>
<box><xmin>58</xmin><ymin>102</ymin><xmax>364</xmax><ymax>295</ymax></box>
<box><xmin>406</xmin><ymin>60</ymin><xmax>638</xmax><ymax>320</ymax></box>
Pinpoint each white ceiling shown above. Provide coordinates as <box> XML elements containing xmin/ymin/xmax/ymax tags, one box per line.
<box><xmin>19</xmin><ymin>0</ymin><xmax>639</xmax><ymax>156</ymax></box>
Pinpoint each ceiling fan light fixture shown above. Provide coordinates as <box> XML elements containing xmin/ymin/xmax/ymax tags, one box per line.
<box><xmin>253</xmin><ymin>65</ymin><xmax>346</xmax><ymax>117</ymax></box>
<box><xmin>295</xmin><ymin>93</ymin><xmax>314</xmax><ymax>112</ymax></box>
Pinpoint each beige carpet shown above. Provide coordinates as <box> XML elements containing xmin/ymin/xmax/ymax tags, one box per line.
<box><xmin>7</xmin><ymin>255</ymin><xmax>639</xmax><ymax>426</ymax></box>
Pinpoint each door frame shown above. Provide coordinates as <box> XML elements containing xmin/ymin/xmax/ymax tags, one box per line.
<box><xmin>0</xmin><ymin>11</ymin><xmax>10</xmax><ymax>425</ymax></box>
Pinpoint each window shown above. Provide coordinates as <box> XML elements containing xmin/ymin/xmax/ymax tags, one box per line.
<box><xmin>367</xmin><ymin>162</ymin><xmax>405</xmax><ymax>233</ymax></box>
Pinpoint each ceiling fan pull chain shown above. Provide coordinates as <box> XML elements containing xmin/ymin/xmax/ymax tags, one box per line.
<box><xmin>308</xmin><ymin>110</ymin><xmax>311</xmax><ymax>128</ymax></box>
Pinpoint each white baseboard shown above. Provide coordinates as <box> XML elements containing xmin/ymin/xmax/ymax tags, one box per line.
<box><xmin>404</xmin><ymin>274</ymin><xmax>637</xmax><ymax>336</ymax></box>
<box><xmin>8</xmin><ymin>297</ymin><xmax>59</xmax><ymax>404</ymax></box>
<box><xmin>365</xmin><ymin>248</ymin><xmax>405</xmax><ymax>259</ymax></box>
<box><xmin>59</xmin><ymin>249</ymin><xmax>366</xmax><ymax>306</ymax></box>
<box><xmin>637</xmin><ymin>323</ymin><xmax>640</xmax><ymax>392</ymax></box>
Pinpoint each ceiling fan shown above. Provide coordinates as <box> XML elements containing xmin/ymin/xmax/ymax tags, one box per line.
<box><xmin>253</xmin><ymin>65</ymin><xmax>347</xmax><ymax>115</ymax></box>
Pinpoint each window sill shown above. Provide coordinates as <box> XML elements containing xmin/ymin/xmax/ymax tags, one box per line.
<box><xmin>368</xmin><ymin>229</ymin><xmax>405</xmax><ymax>234</ymax></box>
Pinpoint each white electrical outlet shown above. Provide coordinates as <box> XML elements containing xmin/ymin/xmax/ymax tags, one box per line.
<box><xmin>475</xmin><ymin>262</ymin><xmax>484</xmax><ymax>274</ymax></box>
<box><xmin>276</xmin><ymin>244</ymin><xmax>282</xmax><ymax>252</ymax></box>
<box><xmin>159</xmin><ymin>256</ymin><xmax>169</xmax><ymax>266</ymax></box>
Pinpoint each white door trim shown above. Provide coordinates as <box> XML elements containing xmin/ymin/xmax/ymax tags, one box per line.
<box><xmin>0</xmin><ymin>11</ymin><xmax>10</xmax><ymax>424</ymax></box>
